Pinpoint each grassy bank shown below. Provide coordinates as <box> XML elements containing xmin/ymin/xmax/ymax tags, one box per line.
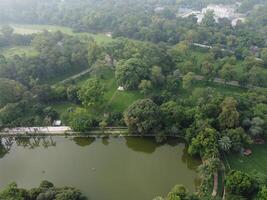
<box><xmin>8</xmin><ymin>24</ymin><xmax>114</xmax><ymax>44</ymax></box>
<box><xmin>225</xmin><ymin>144</ymin><xmax>267</xmax><ymax>176</ymax></box>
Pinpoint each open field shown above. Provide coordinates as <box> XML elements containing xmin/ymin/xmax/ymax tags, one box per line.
<box><xmin>226</xmin><ymin>144</ymin><xmax>267</xmax><ymax>177</ymax></box>
<box><xmin>8</xmin><ymin>24</ymin><xmax>114</xmax><ymax>43</ymax></box>
<box><xmin>52</xmin><ymin>69</ymin><xmax>144</xmax><ymax>120</ymax></box>
<box><xmin>0</xmin><ymin>45</ymin><xmax>38</xmax><ymax>57</ymax></box>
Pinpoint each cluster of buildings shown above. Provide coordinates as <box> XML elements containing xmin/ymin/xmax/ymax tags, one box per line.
<box><xmin>177</xmin><ymin>4</ymin><xmax>246</xmax><ymax>27</ymax></box>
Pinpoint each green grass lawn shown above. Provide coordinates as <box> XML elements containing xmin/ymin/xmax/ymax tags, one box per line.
<box><xmin>108</xmin><ymin>90</ymin><xmax>143</xmax><ymax>112</ymax></box>
<box><xmin>56</xmin><ymin>68</ymin><xmax>143</xmax><ymax>118</ymax></box>
<box><xmin>0</xmin><ymin>45</ymin><xmax>38</xmax><ymax>57</ymax></box>
<box><xmin>51</xmin><ymin>102</ymin><xmax>79</xmax><ymax>114</ymax></box>
<box><xmin>179</xmin><ymin>80</ymin><xmax>247</xmax><ymax>99</ymax></box>
<box><xmin>226</xmin><ymin>144</ymin><xmax>267</xmax><ymax>176</ymax></box>
<box><xmin>8</xmin><ymin>24</ymin><xmax>114</xmax><ymax>44</ymax></box>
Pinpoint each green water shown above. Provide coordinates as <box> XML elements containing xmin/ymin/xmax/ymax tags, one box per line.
<box><xmin>0</xmin><ymin>136</ymin><xmax>200</xmax><ymax>200</ymax></box>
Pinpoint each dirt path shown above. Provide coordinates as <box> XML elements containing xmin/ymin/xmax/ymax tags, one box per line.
<box><xmin>55</xmin><ymin>68</ymin><xmax>92</xmax><ymax>85</ymax></box>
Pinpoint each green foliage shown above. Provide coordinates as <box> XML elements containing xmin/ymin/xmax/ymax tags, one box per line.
<box><xmin>225</xmin><ymin>170</ymin><xmax>257</xmax><ymax>197</ymax></box>
<box><xmin>160</xmin><ymin>101</ymin><xmax>184</xmax><ymax>133</ymax></box>
<box><xmin>257</xmin><ymin>186</ymin><xmax>267</xmax><ymax>200</ymax></box>
<box><xmin>219</xmin><ymin>64</ymin><xmax>237</xmax><ymax>82</ymax></box>
<box><xmin>182</xmin><ymin>72</ymin><xmax>195</xmax><ymax>90</ymax></box>
<box><xmin>165</xmin><ymin>184</ymin><xmax>199</xmax><ymax>200</ymax></box>
<box><xmin>69</xmin><ymin>108</ymin><xmax>97</xmax><ymax>132</ymax></box>
<box><xmin>124</xmin><ymin>99</ymin><xmax>161</xmax><ymax>135</ymax></box>
<box><xmin>0</xmin><ymin>78</ymin><xmax>25</xmax><ymax>108</ymax></box>
<box><xmin>188</xmin><ymin>127</ymin><xmax>219</xmax><ymax>158</ymax></box>
<box><xmin>201</xmin><ymin>10</ymin><xmax>216</xmax><ymax>27</ymax></box>
<box><xmin>218</xmin><ymin>97</ymin><xmax>239</xmax><ymax>130</ymax></box>
<box><xmin>0</xmin><ymin>181</ymin><xmax>86</xmax><ymax>200</ymax></box>
<box><xmin>218</xmin><ymin>136</ymin><xmax>231</xmax><ymax>152</ymax></box>
<box><xmin>138</xmin><ymin>80</ymin><xmax>152</xmax><ymax>95</ymax></box>
<box><xmin>261</xmin><ymin>48</ymin><xmax>267</xmax><ymax>66</ymax></box>
<box><xmin>0</xmin><ymin>182</ymin><xmax>28</xmax><ymax>200</ymax></box>
<box><xmin>223</xmin><ymin>128</ymin><xmax>250</xmax><ymax>152</ymax></box>
<box><xmin>78</xmin><ymin>78</ymin><xmax>104</xmax><ymax>108</ymax></box>
<box><xmin>116</xmin><ymin>58</ymin><xmax>148</xmax><ymax>90</ymax></box>
<box><xmin>0</xmin><ymin>25</ymin><xmax>14</xmax><ymax>38</ymax></box>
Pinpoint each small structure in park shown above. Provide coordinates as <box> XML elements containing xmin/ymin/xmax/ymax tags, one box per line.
<box><xmin>53</xmin><ymin>120</ymin><xmax>62</xmax><ymax>126</ymax></box>
<box><xmin>105</xmin><ymin>32</ymin><xmax>112</xmax><ymax>37</ymax></box>
<box><xmin>117</xmin><ymin>86</ymin><xmax>124</xmax><ymax>91</ymax></box>
<box><xmin>243</xmin><ymin>148</ymin><xmax>252</xmax><ymax>156</ymax></box>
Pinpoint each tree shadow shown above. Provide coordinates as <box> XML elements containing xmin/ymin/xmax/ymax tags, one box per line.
<box><xmin>72</xmin><ymin>137</ymin><xmax>96</xmax><ymax>147</ymax></box>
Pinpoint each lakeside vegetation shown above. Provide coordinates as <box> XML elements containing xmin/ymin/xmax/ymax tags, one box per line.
<box><xmin>0</xmin><ymin>0</ymin><xmax>267</xmax><ymax>199</ymax></box>
<box><xmin>0</xmin><ymin>181</ymin><xmax>86</xmax><ymax>200</ymax></box>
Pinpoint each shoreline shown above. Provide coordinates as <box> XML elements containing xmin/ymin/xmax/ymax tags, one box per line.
<box><xmin>0</xmin><ymin>126</ymin><xmax>127</xmax><ymax>136</ymax></box>
<box><xmin>0</xmin><ymin>126</ymin><xmax>182</xmax><ymax>138</ymax></box>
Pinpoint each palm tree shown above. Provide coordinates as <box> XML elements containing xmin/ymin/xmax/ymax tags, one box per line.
<box><xmin>219</xmin><ymin>136</ymin><xmax>231</xmax><ymax>152</ymax></box>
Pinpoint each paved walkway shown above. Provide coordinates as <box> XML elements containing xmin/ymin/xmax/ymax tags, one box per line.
<box><xmin>1</xmin><ymin>126</ymin><xmax>72</xmax><ymax>135</ymax></box>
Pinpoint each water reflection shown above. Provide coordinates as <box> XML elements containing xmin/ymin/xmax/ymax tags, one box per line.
<box><xmin>0</xmin><ymin>136</ymin><xmax>201</xmax><ymax>199</ymax></box>
<box><xmin>72</xmin><ymin>137</ymin><xmax>95</xmax><ymax>147</ymax></box>
<box><xmin>15</xmin><ymin>136</ymin><xmax>57</xmax><ymax>149</ymax></box>
<box><xmin>101</xmin><ymin>137</ymin><xmax>110</xmax><ymax>146</ymax></box>
<box><xmin>0</xmin><ymin>136</ymin><xmax>57</xmax><ymax>152</ymax></box>
<box><xmin>0</xmin><ymin>137</ymin><xmax>13</xmax><ymax>158</ymax></box>
<box><xmin>181</xmin><ymin>148</ymin><xmax>201</xmax><ymax>171</ymax></box>
<box><xmin>125</xmin><ymin>136</ymin><xmax>181</xmax><ymax>154</ymax></box>
<box><xmin>125</xmin><ymin>137</ymin><xmax>158</xmax><ymax>153</ymax></box>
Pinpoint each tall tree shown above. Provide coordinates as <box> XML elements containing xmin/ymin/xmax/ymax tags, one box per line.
<box><xmin>115</xmin><ymin>58</ymin><xmax>148</xmax><ymax>90</ymax></box>
<box><xmin>182</xmin><ymin>72</ymin><xmax>195</xmax><ymax>89</ymax></box>
<box><xmin>124</xmin><ymin>99</ymin><xmax>161</xmax><ymax>135</ymax></box>
<box><xmin>78</xmin><ymin>78</ymin><xmax>104</xmax><ymax>108</ymax></box>
<box><xmin>219</xmin><ymin>97</ymin><xmax>239</xmax><ymax>130</ymax></box>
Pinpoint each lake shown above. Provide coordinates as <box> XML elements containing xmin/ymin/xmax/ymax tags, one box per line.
<box><xmin>0</xmin><ymin>136</ymin><xmax>201</xmax><ymax>200</ymax></box>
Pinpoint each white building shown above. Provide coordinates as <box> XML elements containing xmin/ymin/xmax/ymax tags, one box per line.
<box><xmin>179</xmin><ymin>4</ymin><xmax>246</xmax><ymax>27</ymax></box>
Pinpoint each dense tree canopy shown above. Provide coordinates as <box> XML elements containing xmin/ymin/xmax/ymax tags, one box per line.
<box><xmin>0</xmin><ymin>78</ymin><xmax>25</xmax><ymax>108</ymax></box>
<box><xmin>0</xmin><ymin>181</ymin><xmax>86</xmax><ymax>200</ymax></box>
<box><xmin>124</xmin><ymin>99</ymin><xmax>161</xmax><ymax>134</ymax></box>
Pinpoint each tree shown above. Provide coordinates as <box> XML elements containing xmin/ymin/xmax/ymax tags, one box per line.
<box><xmin>0</xmin><ymin>78</ymin><xmax>25</xmax><ymax>108</ymax></box>
<box><xmin>88</xmin><ymin>41</ymin><xmax>102</xmax><ymax>66</ymax></box>
<box><xmin>224</xmin><ymin>128</ymin><xmax>251</xmax><ymax>152</ymax></box>
<box><xmin>167</xmin><ymin>185</ymin><xmax>188</xmax><ymax>200</ymax></box>
<box><xmin>219</xmin><ymin>64</ymin><xmax>237</xmax><ymax>83</ymax></box>
<box><xmin>219</xmin><ymin>97</ymin><xmax>239</xmax><ymax>130</ymax></box>
<box><xmin>124</xmin><ymin>99</ymin><xmax>161</xmax><ymax>135</ymax></box>
<box><xmin>219</xmin><ymin>136</ymin><xmax>231</xmax><ymax>152</ymax></box>
<box><xmin>67</xmin><ymin>85</ymin><xmax>80</xmax><ymax>103</ymax></box>
<box><xmin>248</xmin><ymin>66</ymin><xmax>267</xmax><ymax>87</ymax></box>
<box><xmin>115</xmin><ymin>58</ymin><xmax>148</xmax><ymax>90</ymax></box>
<box><xmin>160</xmin><ymin>101</ymin><xmax>184</xmax><ymax>131</ymax></box>
<box><xmin>138</xmin><ymin>80</ymin><xmax>152</xmax><ymax>95</ymax></box>
<box><xmin>0</xmin><ymin>25</ymin><xmax>14</xmax><ymax>38</ymax></box>
<box><xmin>201</xmin><ymin>10</ymin><xmax>216</xmax><ymax>27</ymax></box>
<box><xmin>43</xmin><ymin>107</ymin><xmax>58</xmax><ymax>121</ymax></box>
<box><xmin>257</xmin><ymin>186</ymin><xmax>267</xmax><ymax>200</ymax></box>
<box><xmin>249</xmin><ymin>117</ymin><xmax>265</xmax><ymax>138</ymax></box>
<box><xmin>188</xmin><ymin>127</ymin><xmax>219</xmax><ymax>158</ymax></box>
<box><xmin>0</xmin><ymin>103</ymin><xmax>24</xmax><ymax>126</ymax></box>
<box><xmin>225</xmin><ymin>170</ymin><xmax>257</xmax><ymax>197</ymax></box>
<box><xmin>0</xmin><ymin>182</ymin><xmax>28</xmax><ymax>200</ymax></box>
<box><xmin>182</xmin><ymin>72</ymin><xmax>195</xmax><ymax>89</ymax></box>
<box><xmin>69</xmin><ymin>109</ymin><xmax>97</xmax><ymax>132</ymax></box>
<box><xmin>201</xmin><ymin>60</ymin><xmax>215</xmax><ymax>81</ymax></box>
<box><xmin>260</xmin><ymin>48</ymin><xmax>267</xmax><ymax>66</ymax></box>
<box><xmin>0</xmin><ymin>181</ymin><xmax>86</xmax><ymax>200</ymax></box>
<box><xmin>150</xmin><ymin>66</ymin><xmax>165</xmax><ymax>86</ymax></box>
<box><xmin>78</xmin><ymin>78</ymin><xmax>104</xmax><ymax>108</ymax></box>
